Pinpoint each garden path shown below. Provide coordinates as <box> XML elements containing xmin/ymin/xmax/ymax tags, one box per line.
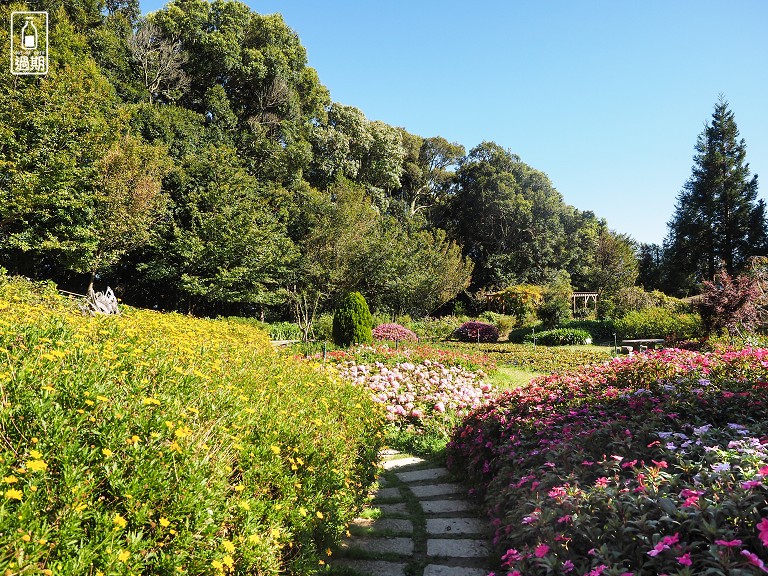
<box><xmin>328</xmin><ymin>450</ymin><xmax>495</xmax><ymax>576</ymax></box>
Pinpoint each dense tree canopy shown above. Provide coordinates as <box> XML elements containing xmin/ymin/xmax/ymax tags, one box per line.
<box><xmin>664</xmin><ymin>98</ymin><xmax>766</xmax><ymax>294</ymax></box>
<box><xmin>2</xmin><ymin>0</ymin><xmax>652</xmax><ymax>324</ymax></box>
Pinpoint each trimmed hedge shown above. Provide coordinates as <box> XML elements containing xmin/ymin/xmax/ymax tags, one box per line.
<box><xmin>372</xmin><ymin>323</ymin><xmax>418</xmax><ymax>342</ymax></box>
<box><xmin>455</xmin><ymin>321</ymin><xmax>499</xmax><ymax>343</ymax></box>
<box><xmin>614</xmin><ymin>308</ymin><xmax>702</xmax><ymax>340</ymax></box>
<box><xmin>524</xmin><ymin>327</ymin><xmax>592</xmax><ymax>346</ymax></box>
<box><xmin>332</xmin><ymin>291</ymin><xmax>373</xmax><ymax>346</ymax></box>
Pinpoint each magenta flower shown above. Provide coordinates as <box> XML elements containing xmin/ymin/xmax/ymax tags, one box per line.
<box><xmin>743</xmin><ymin>479</ymin><xmax>763</xmax><ymax>489</ymax></box>
<box><xmin>715</xmin><ymin>539</ymin><xmax>743</xmax><ymax>547</ymax></box>
<box><xmin>758</xmin><ymin>518</ymin><xmax>768</xmax><ymax>547</ymax></box>
<box><xmin>562</xmin><ymin>559</ymin><xmax>574</xmax><ymax>572</ymax></box>
<box><xmin>741</xmin><ymin>550</ymin><xmax>768</xmax><ymax>572</ymax></box>
<box><xmin>678</xmin><ymin>553</ymin><xmax>692</xmax><ymax>566</ymax></box>
<box><xmin>534</xmin><ymin>543</ymin><xmax>550</xmax><ymax>558</ymax></box>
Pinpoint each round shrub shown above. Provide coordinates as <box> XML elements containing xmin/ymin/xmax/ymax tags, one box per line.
<box><xmin>455</xmin><ymin>321</ymin><xmax>499</xmax><ymax>343</ymax></box>
<box><xmin>524</xmin><ymin>327</ymin><xmax>592</xmax><ymax>346</ymax></box>
<box><xmin>332</xmin><ymin>291</ymin><xmax>373</xmax><ymax>346</ymax></box>
<box><xmin>372</xmin><ymin>323</ymin><xmax>418</xmax><ymax>342</ymax></box>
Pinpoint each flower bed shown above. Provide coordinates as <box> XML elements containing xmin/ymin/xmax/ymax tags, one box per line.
<box><xmin>447</xmin><ymin>348</ymin><xmax>768</xmax><ymax>575</ymax></box>
<box><xmin>0</xmin><ymin>276</ymin><xmax>384</xmax><ymax>575</ymax></box>
<box><xmin>372</xmin><ymin>322</ymin><xmax>418</xmax><ymax>342</ymax></box>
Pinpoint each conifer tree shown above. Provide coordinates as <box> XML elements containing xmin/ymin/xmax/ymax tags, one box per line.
<box><xmin>664</xmin><ymin>97</ymin><xmax>767</xmax><ymax>293</ymax></box>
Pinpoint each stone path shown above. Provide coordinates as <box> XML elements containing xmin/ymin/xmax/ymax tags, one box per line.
<box><xmin>326</xmin><ymin>450</ymin><xmax>495</xmax><ymax>576</ymax></box>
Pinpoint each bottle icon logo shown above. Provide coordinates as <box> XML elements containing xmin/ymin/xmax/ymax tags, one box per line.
<box><xmin>10</xmin><ymin>11</ymin><xmax>48</xmax><ymax>75</ymax></box>
<box><xmin>22</xmin><ymin>17</ymin><xmax>38</xmax><ymax>50</ymax></box>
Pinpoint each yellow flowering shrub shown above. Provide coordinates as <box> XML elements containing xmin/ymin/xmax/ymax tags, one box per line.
<box><xmin>0</xmin><ymin>275</ymin><xmax>385</xmax><ymax>575</ymax></box>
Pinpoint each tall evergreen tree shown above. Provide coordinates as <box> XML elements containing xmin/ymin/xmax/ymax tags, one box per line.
<box><xmin>664</xmin><ymin>98</ymin><xmax>766</xmax><ymax>294</ymax></box>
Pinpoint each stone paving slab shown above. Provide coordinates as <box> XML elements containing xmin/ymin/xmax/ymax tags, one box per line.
<box><xmin>409</xmin><ymin>483</ymin><xmax>463</xmax><ymax>498</ymax></box>
<box><xmin>421</xmin><ymin>499</ymin><xmax>473</xmax><ymax>514</ymax></box>
<box><xmin>427</xmin><ymin>538</ymin><xmax>489</xmax><ymax>558</ymax></box>
<box><xmin>342</xmin><ymin>536</ymin><xmax>414</xmax><ymax>555</ymax></box>
<box><xmin>330</xmin><ymin>559</ymin><xmax>407</xmax><ymax>576</ymax></box>
<box><xmin>352</xmin><ymin>518</ymin><xmax>414</xmax><ymax>534</ymax></box>
<box><xmin>426</xmin><ymin>518</ymin><xmax>486</xmax><ymax>535</ymax></box>
<box><xmin>423</xmin><ymin>565</ymin><xmax>489</xmax><ymax>576</ymax></box>
<box><xmin>395</xmin><ymin>468</ymin><xmax>448</xmax><ymax>483</ymax></box>
<box><xmin>377</xmin><ymin>502</ymin><xmax>408</xmax><ymax>515</ymax></box>
<box><xmin>381</xmin><ymin>456</ymin><xmax>426</xmax><ymax>470</ymax></box>
<box><xmin>374</xmin><ymin>487</ymin><xmax>402</xmax><ymax>499</ymax></box>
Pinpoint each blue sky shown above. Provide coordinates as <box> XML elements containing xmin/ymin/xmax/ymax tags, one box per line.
<box><xmin>140</xmin><ymin>0</ymin><xmax>768</xmax><ymax>245</ymax></box>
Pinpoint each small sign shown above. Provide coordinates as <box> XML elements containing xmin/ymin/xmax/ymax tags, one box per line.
<box><xmin>10</xmin><ymin>11</ymin><xmax>48</xmax><ymax>76</ymax></box>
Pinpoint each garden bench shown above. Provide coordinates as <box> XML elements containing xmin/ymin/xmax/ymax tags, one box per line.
<box><xmin>621</xmin><ymin>338</ymin><xmax>665</xmax><ymax>352</ymax></box>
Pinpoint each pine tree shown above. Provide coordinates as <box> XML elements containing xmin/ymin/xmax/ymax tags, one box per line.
<box><xmin>664</xmin><ymin>97</ymin><xmax>767</xmax><ymax>293</ymax></box>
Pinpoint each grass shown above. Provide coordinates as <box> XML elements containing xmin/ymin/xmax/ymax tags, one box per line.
<box><xmin>487</xmin><ymin>365</ymin><xmax>545</xmax><ymax>390</ymax></box>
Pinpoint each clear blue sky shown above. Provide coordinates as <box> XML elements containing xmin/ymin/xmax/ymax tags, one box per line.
<box><xmin>140</xmin><ymin>0</ymin><xmax>768</xmax><ymax>245</ymax></box>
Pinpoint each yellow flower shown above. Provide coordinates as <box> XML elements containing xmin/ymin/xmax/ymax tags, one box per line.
<box><xmin>22</xmin><ymin>534</ymin><xmax>31</xmax><ymax>542</ymax></box>
<box><xmin>238</xmin><ymin>501</ymin><xmax>250</xmax><ymax>511</ymax></box>
<box><xmin>29</xmin><ymin>449</ymin><xmax>42</xmax><ymax>459</ymax></box>
<box><xmin>316</xmin><ymin>511</ymin><xmax>324</xmax><ymax>519</ymax></box>
<box><xmin>222</xmin><ymin>555</ymin><xmax>234</xmax><ymax>568</ymax></box>
<box><xmin>4</xmin><ymin>488</ymin><xmax>22</xmax><ymax>500</ymax></box>
<box><xmin>113</xmin><ymin>513</ymin><xmax>127</xmax><ymax>529</ymax></box>
<box><xmin>96</xmin><ymin>395</ymin><xmax>109</xmax><ymax>402</ymax></box>
<box><xmin>248</xmin><ymin>534</ymin><xmax>260</xmax><ymax>544</ymax></box>
<box><xmin>31</xmin><ymin>437</ymin><xmax>39</xmax><ymax>444</ymax></box>
<box><xmin>211</xmin><ymin>560</ymin><xmax>223</xmax><ymax>570</ymax></box>
<box><xmin>270</xmin><ymin>445</ymin><xmax>280</xmax><ymax>455</ymax></box>
<box><xmin>117</xmin><ymin>550</ymin><xmax>130</xmax><ymax>562</ymax></box>
<box><xmin>159</xmin><ymin>517</ymin><xmax>170</xmax><ymax>528</ymax></box>
<box><xmin>298</xmin><ymin>507</ymin><xmax>307</xmax><ymax>517</ymax></box>
<box><xmin>74</xmin><ymin>502</ymin><xmax>87</xmax><ymax>513</ymax></box>
<box><xmin>233</xmin><ymin>484</ymin><xmax>245</xmax><ymax>492</ymax></box>
<box><xmin>3</xmin><ymin>476</ymin><xmax>18</xmax><ymax>484</ymax></box>
<box><xmin>102</xmin><ymin>448</ymin><xmax>113</xmax><ymax>457</ymax></box>
<box><xmin>26</xmin><ymin>459</ymin><xmax>47</xmax><ymax>472</ymax></box>
<box><xmin>222</xmin><ymin>539</ymin><xmax>235</xmax><ymax>553</ymax></box>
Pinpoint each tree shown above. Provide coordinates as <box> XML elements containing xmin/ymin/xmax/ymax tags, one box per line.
<box><xmin>84</xmin><ymin>134</ymin><xmax>171</xmax><ymax>292</ymax></box>
<box><xmin>588</xmin><ymin>228</ymin><xmax>639</xmax><ymax>297</ymax></box>
<box><xmin>665</xmin><ymin>98</ymin><xmax>767</xmax><ymax>293</ymax></box>
<box><xmin>129</xmin><ymin>19</ymin><xmax>190</xmax><ymax>104</ymax></box>
<box><xmin>697</xmin><ymin>269</ymin><xmax>759</xmax><ymax>337</ymax></box>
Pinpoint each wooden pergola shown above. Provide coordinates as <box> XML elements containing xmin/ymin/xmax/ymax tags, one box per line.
<box><xmin>572</xmin><ymin>292</ymin><xmax>598</xmax><ymax>313</ymax></box>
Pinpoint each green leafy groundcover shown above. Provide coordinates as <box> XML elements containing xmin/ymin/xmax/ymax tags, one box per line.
<box><xmin>447</xmin><ymin>348</ymin><xmax>768</xmax><ymax>575</ymax></box>
<box><xmin>0</xmin><ymin>277</ymin><xmax>384</xmax><ymax>575</ymax></box>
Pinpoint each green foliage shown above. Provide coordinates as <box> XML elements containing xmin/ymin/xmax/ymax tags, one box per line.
<box><xmin>537</xmin><ymin>270</ymin><xmax>573</xmax><ymax>328</ymax></box>
<box><xmin>524</xmin><ymin>327</ymin><xmax>592</xmax><ymax>346</ymax></box>
<box><xmin>665</xmin><ymin>98</ymin><xmax>767</xmax><ymax>293</ymax></box>
<box><xmin>332</xmin><ymin>291</ymin><xmax>373</xmax><ymax>346</ymax></box>
<box><xmin>478</xmin><ymin>311</ymin><xmax>516</xmax><ymax>337</ymax></box>
<box><xmin>487</xmin><ymin>284</ymin><xmax>543</xmax><ymax>323</ymax></box>
<box><xmin>267</xmin><ymin>321</ymin><xmax>303</xmax><ymax>341</ymax></box>
<box><xmin>614</xmin><ymin>308</ymin><xmax>702</xmax><ymax>340</ymax></box>
<box><xmin>561</xmin><ymin>319</ymin><xmax>616</xmax><ymax>342</ymax></box>
<box><xmin>0</xmin><ymin>276</ymin><xmax>384</xmax><ymax>574</ymax></box>
<box><xmin>410</xmin><ymin>316</ymin><xmax>467</xmax><ymax>340</ymax></box>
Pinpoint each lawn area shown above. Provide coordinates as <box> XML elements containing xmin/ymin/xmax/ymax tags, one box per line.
<box><xmin>487</xmin><ymin>365</ymin><xmax>545</xmax><ymax>390</ymax></box>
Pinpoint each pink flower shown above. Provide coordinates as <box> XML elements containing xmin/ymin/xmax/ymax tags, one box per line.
<box><xmin>587</xmin><ymin>565</ymin><xmax>607</xmax><ymax>576</ymax></box>
<box><xmin>595</xmin><ymin>477</ymin><xmax>610</xmax><ymax>488</ymax></box>
<box><xmin>678</xmin><ymin>553</ymin><xmax>692</xmax><ymax>566</ymax></box>
<box><xmin>715</xmin><ymin>539</ymin><xmax>743</xmax><ymax>547</ymax></box>
<box><xmin>742</xmin><ymin>480</ymin><xmax>763</xmax><ymax>489</ymax></box>
<box><xmin>562</xmin><ymin>559</ymin><xmax>574</xmax><ymax>572</ymax></box>
<box><xmin>434</xmin><ymin>401</ymin><xmax>445</xmax><ymax>413</ymax></box>
<box><xmin>501</xmin><ymin>548</ymin><xmax>521</xmax><ymax>566</ymax></box>
<box><xmin>758</xmin><ymin>518</ymin><xmax>768</xmax><ymax>547</ymax></box>
<box><xmin>534</xmin><ymin>544</ymin><xmax>550</xmax><ymax>558</ymax></box>
<box><xmin>741</xmin><ymin>550</ymin><xmax>768</xmax><ymax>572</ymax></box>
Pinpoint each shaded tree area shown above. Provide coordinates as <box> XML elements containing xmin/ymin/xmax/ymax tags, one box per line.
<box><xmin>1</xmin><ymin>0</ymin><xmax>641</xmax><ymax>323</ymax></box>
